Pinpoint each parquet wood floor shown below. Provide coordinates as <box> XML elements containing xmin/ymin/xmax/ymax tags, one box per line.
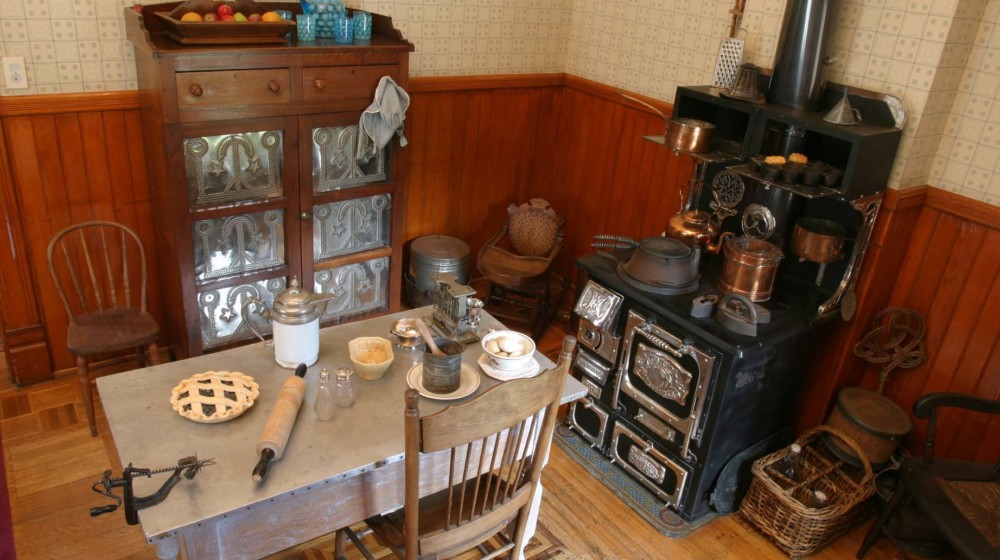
<box><xmin>0</xmin><ymin>317</ymin><xmax>903</xmax><ymax>560</ymax></box>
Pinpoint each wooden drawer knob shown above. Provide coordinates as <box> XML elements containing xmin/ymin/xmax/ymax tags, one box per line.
<box><xmin>313</xmin><ymin>78</ymin><xmax>326</xmax><ymax>91</ymax></box>
<box><xmin>188</xmin><ymin>84</ymin><xmax>203</xmax><ymax>97</ymax></box>
<box><xmin>267</xmin><ymin>80</ymin><xmax>281</xmax><ymax>93</ymax></box>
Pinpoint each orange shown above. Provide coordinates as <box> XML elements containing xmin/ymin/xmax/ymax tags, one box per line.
<box><xmin>261</xmin><ymin>11</ymin><xmax>282</xmax><ymax>22</ymax></box>
<box><xmin>180</xmin><ymin>11</ymin><xmax>203</xmax><ymax>21</ymax></box>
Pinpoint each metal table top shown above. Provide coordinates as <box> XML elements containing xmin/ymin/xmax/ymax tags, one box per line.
<box><xmin>97</xmin><ymin>307</ymin><xmax>585</xmax><ymax>542</ymax></box>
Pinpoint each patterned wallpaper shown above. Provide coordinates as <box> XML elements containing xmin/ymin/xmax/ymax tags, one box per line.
<box><xmin>1</xmin><ymin>0</ymin><xmax>999</xmax><ymax>205</ymax></box>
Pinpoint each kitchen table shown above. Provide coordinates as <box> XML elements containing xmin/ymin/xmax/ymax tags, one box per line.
<box><xmin>97</xmin><ymin>308</ymin><xmax>586</xmax><ymax>560</ymax></box>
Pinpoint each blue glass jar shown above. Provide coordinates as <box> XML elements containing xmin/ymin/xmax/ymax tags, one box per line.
<box><xmin>304</xmin><ymin>0</ymin><xmax>346</xmax><ymax>38</ymax></box>
<box><xmin>353</xmin><ymin>11</ymin><xmax>372</xmax><ymax>41</ymax></box>
<box><xmin>333</xmin><ymin>15</ymin><xmax>353</xmax><ymax>43</ymax></box>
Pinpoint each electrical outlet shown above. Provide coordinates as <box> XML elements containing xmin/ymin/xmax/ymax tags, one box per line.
<box><xmin>3</xmin><ymin>57</ymin><xmax>29</xmax><ymax>90</ymax></box>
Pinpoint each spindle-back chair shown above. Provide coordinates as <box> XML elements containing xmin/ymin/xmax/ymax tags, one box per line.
<box><xmin>46</xmin><ymin>221</ymin><xmax>160</xmax><ymax>436</ymax></box>
<box><xmin>338</xmin><ymin>336</ymin><xmax>576</xmax><ymax>560</ymax></box>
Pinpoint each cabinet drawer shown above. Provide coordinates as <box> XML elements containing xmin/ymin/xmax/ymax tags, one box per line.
<box><xmin>176</xmin><ymin>69</ymin><xmax>291</xmax><ymax>109</ymax></box>
<box><xmin>302</xmin><ymin>65</ymin><xmax>399</xmax><ymax>104</ymax></box>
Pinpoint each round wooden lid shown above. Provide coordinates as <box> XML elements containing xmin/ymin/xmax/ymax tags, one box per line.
<box><xmin>836</xmin><ymin>386</ymin><xmax>914</xmax><ymax>437</ymax></box>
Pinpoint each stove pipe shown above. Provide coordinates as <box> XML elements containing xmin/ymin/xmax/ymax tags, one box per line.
<box><xmin>767</xmin><ymin>0</ymin><xmax>839</xmax><ymax>111</ymax></box>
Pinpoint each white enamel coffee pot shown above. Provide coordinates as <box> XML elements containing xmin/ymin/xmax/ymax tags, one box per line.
<box><xmin>242</xmin><ymin>277</ymin><xmax>334</xmax><ymax>368</ymax></box>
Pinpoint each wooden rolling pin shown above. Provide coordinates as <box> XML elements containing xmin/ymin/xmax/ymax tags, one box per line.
<box><xmin>252</xmin><ymin>363</ymin><xmax>308</xmax><ymax>483</ymax></box>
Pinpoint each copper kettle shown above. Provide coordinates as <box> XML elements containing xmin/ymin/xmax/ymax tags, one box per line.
<box><xmin>667</xmin><ymin>210</ymin><xmax>732</xmax><ymax>253</ymax></box>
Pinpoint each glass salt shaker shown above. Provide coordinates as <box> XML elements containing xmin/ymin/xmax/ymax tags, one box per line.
<box><xmin>314</xmin><ymin>368</ymin><xmax>336</xmax><ymax>421</ymax></box>
<box><xmin>335</xmin><ymin>367</ymin><xmax>356</xmax><ymax>407</ymax></box>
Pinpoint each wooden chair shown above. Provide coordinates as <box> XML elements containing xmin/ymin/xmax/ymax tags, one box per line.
<box><xmin>477</xmin><ymin>219</ymin><xmax>567</xmax><ymax>341</ymax></box>
<box><xmin>856</xmin><ymin>392</ymin><xmax>1000</xmax><ymax>560</ymax></box>
<box><xmin>337</xmin><ymin>336</ymin><xmax>577</xmax><ymax>560</ymax></box>
<box><xmin>46</xmin><ymin>221</ymin><xmax>161</xmax><ymax>437</ymax></box>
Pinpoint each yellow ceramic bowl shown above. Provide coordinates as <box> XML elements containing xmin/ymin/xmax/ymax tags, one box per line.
<box><xmin>348</xmin><ymin>337</ymin><xmax>394</xmax><ymax>380</ymax></box>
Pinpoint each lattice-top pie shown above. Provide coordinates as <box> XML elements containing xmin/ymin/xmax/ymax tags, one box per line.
<box><xmin>170</xmin><ymin>371</ymin><xmax>260</xmax><ymax>424</ymax></box>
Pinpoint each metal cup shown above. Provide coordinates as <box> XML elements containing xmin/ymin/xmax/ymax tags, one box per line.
<box><xmin>468</xmin><ymin>297</ymin><xmax>484</xmax><ymax>329</ymax></box>
<box><xmin>422</xmin><ymin>338</ymin><xmax>463</xmax><ymax>393</ymax></box>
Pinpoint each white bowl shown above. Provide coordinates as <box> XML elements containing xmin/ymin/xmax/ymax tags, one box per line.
<box><xmin>481</xmin><ymin>330</ymin><xmax>535</xmax><ymax>371</ymax></box>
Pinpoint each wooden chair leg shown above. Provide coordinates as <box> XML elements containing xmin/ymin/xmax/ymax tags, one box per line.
<box><xmin>857</xmin><ymin>482</ymin><xmax>908</xmax><ymax>558</ymax></box>
<box><xmin>77</xmin><ymin>355</ymin><xmax>98</xmax><ymax>437</ymax></box>
<box><xmin>147</xmin><ymin>342</ymin><xmax>162</xmax><ymax>365</ymax></box>
<box><xmin>333</xmin><ymin>529</ymin><xmax>347</xmax><ymax>560</ymax></box>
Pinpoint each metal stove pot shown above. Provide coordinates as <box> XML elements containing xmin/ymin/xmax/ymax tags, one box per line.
<box><xmin>622</xmin><ymin>237</ymin><xmax>701</xmax><ymax>287</ymax></box>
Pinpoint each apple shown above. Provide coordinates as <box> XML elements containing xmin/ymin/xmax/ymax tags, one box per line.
<box><xmin>248</xmin><ymin>13</ymin><xmax>261</xmax><ymax>21</ymax></box>
<box><xmin>220</xmin><ymin>14</ymin><xmax>235</xmax><ymax>21</ymax></box>
<box><xmin>203</xmin><ymin>12</ymin><xmax>217</xmax><ymax>21</ymax></box>
<box><xmin>217</xmin><ymin>3</ymin><xmax>233</xmax><ymax>17</ymax></box>
<box><xmin>233</xmin><ymin>12</ymin><xmax>248</xmax><ymax>21</ymax></box>
<box><xmin>133</xmin><ymin>3</ymin><xmax>143</xmax><ymax>13</ymax></box>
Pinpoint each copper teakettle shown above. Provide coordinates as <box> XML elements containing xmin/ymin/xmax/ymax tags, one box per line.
<box><xmin>667</xmin><ymin>209</ymin><xmax>732</xmax><ymax>253</ymax></box>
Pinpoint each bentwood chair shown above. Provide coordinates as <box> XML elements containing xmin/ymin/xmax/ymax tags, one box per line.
<box><xmin>856</xmin><ymin>392</ymin><xmax>1000</xmax><ymax>560</ymax></box>
<box><xmin>336</xmin><ymin>336</ymin><xmax>577</xmax><ymax>560</ymax></box>
<box><xmin>47</xmin><ymin>221</ymin><xmax>161</xmax><ymax>437</ymax></box>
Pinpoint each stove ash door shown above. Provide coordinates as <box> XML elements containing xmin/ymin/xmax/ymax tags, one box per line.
<box><xmin>567</xmin><ymin>398</ymin><xmax>614</xmax><ymax>453</ymax></box>
<box><xmin>611</xmin><ymin>422</ymin><xmax>690</xmax><ymax>509</ymax></box>
<box><xmin>615</xmin><ymin>310</ymin><xmax>717</xmax><ymax>458</ymax></box>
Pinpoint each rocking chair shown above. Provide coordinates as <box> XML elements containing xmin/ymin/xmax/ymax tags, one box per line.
<box><xmin>477</xmin><ymin>219</ymin><xmax>566</xmax><ymax>341</ymax></box>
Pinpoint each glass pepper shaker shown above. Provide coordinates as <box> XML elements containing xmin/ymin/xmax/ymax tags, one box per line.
<box><xmin>314</xmin><ymin>368</ymin><xmax>336</xmax><ymax>421</ymax></box>
<box><xmin>335</xmin><ymin>367</ymin><xmax>356</xmax><ymax>407</ymax></box>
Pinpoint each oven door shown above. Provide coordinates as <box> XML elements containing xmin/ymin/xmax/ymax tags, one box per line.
<box><xmin>616</xmin><ymin>309</ymin><xmax>716</xmax><ymax>458</ymax></box>
<box><xmin>567</xmin><ymin>397</ymin><xmax>613</xmax><ymax>452</ymax></box>
<box><xmin>611</xmin><ymin>421</ymin><xmax>690</xmax><ymax>509</ymax></box>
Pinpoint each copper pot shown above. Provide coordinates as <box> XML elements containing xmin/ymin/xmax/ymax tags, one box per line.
<box><xmin>664</xmin><ymin>118</ymin><xmax>715</xmax><ymax>153</ymax></box>
<box><xmin>791</xmin><ymin>217</ymin><xmax>846</xmax><ymax>263</ymax></box>
<box><xmin>718</xmin><ymin>236</ymin><xmax>783</xmax><ymax>302</ymax></box>
<box><xmin>623</xmin><ymin>237</ymin><xmax>700</xmax><ymax>287</ymax></box>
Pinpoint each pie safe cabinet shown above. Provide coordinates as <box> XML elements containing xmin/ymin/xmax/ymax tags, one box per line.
<box><xmin>126</xmin><ymin>5</ymin><xmax>414</xmax><ymax>358</ymax></box>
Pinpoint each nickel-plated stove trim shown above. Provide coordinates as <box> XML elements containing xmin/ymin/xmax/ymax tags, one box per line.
<box><xmin>567</xmin><ymin>398</ymin><xmax>613</xmax><ymax>451</ymax></box>
<box><xmin>615</xmin><ymin>309</ymin><xmax>716</xmax><ymax>458</ymax></box>
<box><xmin>574</xmin><ymin>349</ymin><xmax>613</xmax><ymax>386</ymax></box>
<box><xmin>574</xmin><ymin>280</ymin><xmax>624</xmax><ymax>330</ymax></box>
<box><xmin>611</xmin><ymin>422</ymin><xmax>689</xmax><ymax>508</ymax></box>
<box><xmin>577</xmin><ymin>318</ymin><xmax>621</xmax><ymax>365</ymax></box>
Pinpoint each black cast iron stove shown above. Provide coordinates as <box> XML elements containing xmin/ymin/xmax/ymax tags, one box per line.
<box><xmin>568</xmin><ymin>250</ymin><xmax>825</xmax><ymax>522</ymax></box>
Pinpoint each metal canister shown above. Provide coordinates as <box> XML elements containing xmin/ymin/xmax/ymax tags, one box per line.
<box><xmin>421</xmin><ymin>338</ymin><xmax>464</xmax><ymax>394</ymax></box>
<box><xmin>409</xmin><ymin>235</ymin><xmax>470</xmax><ymax>291</ymax></box>
<box><xmin>408</xmin><ymin>235</ymin><xmax>470</xmax><ymax>307</ymax></box>
<box><xmin>718</xmin><ymin>236</ymin><xmax>783</xmax><ymax>302</ymax></box>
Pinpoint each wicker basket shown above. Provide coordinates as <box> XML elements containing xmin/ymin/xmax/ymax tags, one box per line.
<box><xmin>739</xmin><ymin>425</ymin><xmax>876</xmax><ymax>558</ymax></box>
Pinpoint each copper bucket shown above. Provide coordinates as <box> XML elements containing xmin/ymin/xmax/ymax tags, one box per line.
<box><xmin>718</xmin><ymin>236</ymin><xmax>783</xmax><ymax>302</ymax></box>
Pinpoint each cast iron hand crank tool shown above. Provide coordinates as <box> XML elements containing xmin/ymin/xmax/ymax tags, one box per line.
<box><xmin>252</xmin><ymin>363</ymin><xmax>309</xmax><ymax>483</ymax></box>
<box><xmin>90</xmin><ymin>455</ymin><xmax>216</xmax><ymax>525</ymax></box>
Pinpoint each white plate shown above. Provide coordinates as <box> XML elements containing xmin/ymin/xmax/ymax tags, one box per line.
<box><xmin>477</xmin><ymin>354</ymin><xmax>541</xmax><ymax>381</ymax></box>
<box><xmin>406</xmin><ymin>362</ymin><xmax>481</xmax><ymax>400</ymax></box>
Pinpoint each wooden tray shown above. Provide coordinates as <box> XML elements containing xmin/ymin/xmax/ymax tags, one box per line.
<box><xmin>155</xmin><ymin>12</ymin><xmax>293</xmax><ymax>45</ymax></box>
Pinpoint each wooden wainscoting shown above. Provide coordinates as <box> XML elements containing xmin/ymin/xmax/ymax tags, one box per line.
<box><xmin>796</xmin><ymin>186</ymin><xmax>1000</xmax><ymax>463</ymax></box>
<box><xmin>404</xmin><ymin>74</ymin><xmax>692</xmax><ymax>277</ymax></box>
<box><xmin>0</xmin><ymin>92</ymin><xmax>164</xmax><ymax>383</ymax></box>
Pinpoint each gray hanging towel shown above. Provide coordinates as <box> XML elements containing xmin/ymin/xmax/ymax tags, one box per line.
<box><xmin>357</xmin><ymin>76</ymin><xmax>410</xmax><ymax>161</ymax></box>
